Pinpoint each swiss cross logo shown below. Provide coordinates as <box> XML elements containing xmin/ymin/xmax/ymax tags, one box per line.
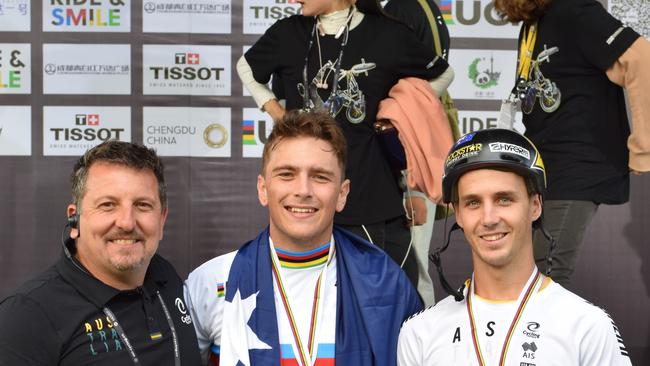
<box><xmin>75</xmin><ymin>114</ymin><xmax>100</xmax><ymax>126</ymax></box>
<box><xmin>187</xmin><ymin>53</ymin><xmax>200</xmax><ymax>65</ymax></box>
<box><xmin>174</xmin><ymin>52</ymin><xmax>200</xmax><ymax>65</ymax></box>
<box><xmin>87</xmin><ymin>114</ymin><xmax>100</xmax><ymax>126</ymax></box>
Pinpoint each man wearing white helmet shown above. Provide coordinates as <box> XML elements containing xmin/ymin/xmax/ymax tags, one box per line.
<box><xmin>397</xmin><ymin>128</ymin><xmax>631</xmax><ymax>365</ymax></box>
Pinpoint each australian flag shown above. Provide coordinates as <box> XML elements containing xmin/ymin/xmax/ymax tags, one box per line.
<box><xmin>219</xmin><ymin>227</ymin><xmax>422</xmax><ymax>366</ymax></box>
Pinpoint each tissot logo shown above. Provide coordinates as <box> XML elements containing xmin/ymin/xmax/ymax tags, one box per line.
<box><xmin>0</xmin><ymin>44</ymin><xmax>31</xmax><ymax>94</ymax></box>
<box><xmin>150</xmin><ymin>52</ymin><xmax>223</xmax><ymax>81</ymax></box>
<box><xmin>76</xmin><ymin>114</ymin><xmax>99</xmax><ymax>126</ymax></box>
<box><xmin>43</xmin><ymin>106</ymin><xmax>131</xmax><ymax>156</ymax></box>
<box><xmin>243</xmin><ymin>0</ymin><xmax>300</xmax><ymax>34</ymax></box>
<box><xmin>43</xmin><ymin>0</ymin><xmax>130</xmax><ymax>32</ymax></box>
<box><xmin>50</xmin><ymin>113</ymin><xmax>124</xmax><ymax>142</ymax></box>
<box><xmin>175</xmin><ymin>52</ymin><xmax>200</xmax><ymax>65</ymax></box>
<box><xmin>249</xmin><ymin>3</ymin><xmax>299</xmax><ymax>19</ymax></box>
<box><xmin>143</xmin><ymin>45</ymin><xmax>231</xmax><ymax>96</ymax></box>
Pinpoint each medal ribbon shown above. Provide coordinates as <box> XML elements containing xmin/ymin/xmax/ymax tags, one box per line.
<box><xmin>517</xmin><ymin>23</ymin><xmax>538</xmax><ymax>80</ymax></box>
<box><xmin>466</xmin><ymin>268</ymin><xmax>543</xmax><ymax>366</ymax></box>
<box><xmin>270</xmin><ymin>240</ymin><xmax>335</xmax><ymax>366</ymax></box>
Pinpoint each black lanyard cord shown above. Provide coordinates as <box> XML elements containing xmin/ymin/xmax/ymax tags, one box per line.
<box><xmin>102</xmin><ymin>291</ymin><xmax>180</xmax><ymax>366</ymax></box>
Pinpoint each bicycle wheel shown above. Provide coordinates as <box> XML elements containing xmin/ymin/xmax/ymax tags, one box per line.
<box><xmin>520</xmin><ymin>86</ymin><xmax>537</xmax><ymax>114</ymax></box>
<box><xmin>540</xmin><ymin>83</ymin><xmax>561</xmax><ymax>113</ymax></box>
<box><xmin>346</xmin><ymin>98</ymin><xmax>366</xmax><ymax>124</ymax></box>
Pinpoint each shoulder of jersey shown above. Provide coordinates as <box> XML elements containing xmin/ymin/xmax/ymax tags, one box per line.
<box><xmin>187</xmin><ymin>250</ymin><xmax>238</xmax><ymax>283</ymax></box>
<box><xmin>402</xmin><ymin>295</ymin><xmax>462</xmax><ymax>326</ymax></box>
<box><xmin>544</xmin><ymin>283</ymin><xmax>614</xmax><ymax>320</ymax></box>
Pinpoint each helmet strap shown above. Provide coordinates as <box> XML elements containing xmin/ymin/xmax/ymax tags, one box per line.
<box><xmin>429</xmin><ymin>213</ymin><xmax>465</xmax><ymax>301</ymax></box>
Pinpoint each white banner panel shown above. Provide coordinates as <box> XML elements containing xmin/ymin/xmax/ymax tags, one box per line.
<box><xmin>242</xmin><ymin>107</ymin><xmax>273</xmax><ymax>158</ymax></box>
<box><xmin>143</xmin><ymin>44</ymin><xmax>231</xmax><ymax>96</ymax></box>
<box><xmin>448</xmin><ymin>49</ymin><xmax>517</xmax><ymax>100</ymax></box>
<box><xmin>456</xmin><ymin>109</ymin><xmax>525</xmax><ymax>137</ymax></box>
<box><xmin>43</xmin><ymin>0</ymin><xmax>130</xmax><ymax>32</ymax></box>
<box><xmin>42</xmin><ymin>43</ymin><xmax>130</xmax><ymax>95</ymax></box>
<box><xmin>0</xmin><ymin>106</ymin><xmax>31</xmax><ymax>156</ymax></box>
<box><xmin>242</xmin><ymin>0</ymin><xmax>300</xmax><ymax>34</ymax></box>
<box><xmin>0</xmin><ymin>0</ymin><xmax>30</xmax><ymax>31</ymax></box>
<box><xmin>441</xmin><ymin>0</ymin><xmax>519</xmax><ymax>39</ymax></box>
<box><xmin>143</xmin><ymin>107</ymin><xmax>231</xmax><ymax>157</ymax></box>
<box><xmin>142</xmin><ymin>0</ymin><xmax>232</xmax><ymax>34</ymax></box>
<box><xmin>608</xmin><ymin>0</ymin><xmax>650</xmax><ymax>39</ymax></box>
<box><xmin>0</xmin><ymin>43</ymin><xmax>30</xmax><ymax>94</ymax></box>
<box><xmin>43</xmin><ymin>106</ymin><xmax>131</xmax><ymax>156</ymax></box>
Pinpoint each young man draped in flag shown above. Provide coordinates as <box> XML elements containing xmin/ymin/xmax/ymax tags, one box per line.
<box><xmin>185</xmin><ymin>110</ymin><xmax>422</xmax><ymax>366</ymax></box>
<box><xmin>397</xmin><ymin>129</ymin><xmax>631</xmax><ymax>365</ymax></box>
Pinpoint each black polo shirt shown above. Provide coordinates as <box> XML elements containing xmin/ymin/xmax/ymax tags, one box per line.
<box><xmin>0</xmin><ymin>247</ymin><xmax>201</xmax><ymax>366</ymax></box>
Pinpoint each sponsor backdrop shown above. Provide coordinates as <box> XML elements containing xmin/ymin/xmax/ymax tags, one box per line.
<box><xmin>0</xmin><ymin>0</ymin><xmax>648</xmax><ymax>362</ymax></box>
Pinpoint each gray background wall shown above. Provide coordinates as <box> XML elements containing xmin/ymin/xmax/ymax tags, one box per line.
<box><xmin>0</xmin><ymin>0</ymin><xmax>648</xmax><ymax>363</ymax></box>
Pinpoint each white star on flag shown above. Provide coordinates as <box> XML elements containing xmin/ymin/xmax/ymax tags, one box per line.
<box><xmin>220</xmin><ymin>289</ymin><xmax>272</xmax><ymax>366</ymax></box>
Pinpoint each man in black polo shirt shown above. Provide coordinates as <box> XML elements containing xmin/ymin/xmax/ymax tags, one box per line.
<box><xmin>0</xmin><ymin>141</ymin><xmax>201</xmax><ymax>365</ymax></box>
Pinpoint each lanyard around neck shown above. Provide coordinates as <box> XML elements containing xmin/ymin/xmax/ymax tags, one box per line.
<box><xmin>466</xmin><ymin>268</ymin><xmax>543</xmax><ymax>366</ymax></box>
<box><xmin>517</xmin><ymin>23</ymin><xmax>537</xmax><ymax>80</ymax></box>
<box><xmin>102</xmin><ymin>291</ymin><xmax>180</xmax><ymax>366</ymax></box>
<box><xmin>270</xmin><ymin>239</ymin><xmax>335</xmax><ymax>366</ymax></box>
<box><xmin>301</xmin><ymin>6</ymin><xmax>354</xmax><ymax>113</ymax></box>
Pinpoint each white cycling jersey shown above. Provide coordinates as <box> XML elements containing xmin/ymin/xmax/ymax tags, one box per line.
<box><xmin>397</xmin><ymin>279</ymin><xmax>631</xmax><ymax>366</ymax></box>
<box><xmin>184</xmin><ymin>243</ymin><xmax>338</xmax><ymax>365</ymax></box>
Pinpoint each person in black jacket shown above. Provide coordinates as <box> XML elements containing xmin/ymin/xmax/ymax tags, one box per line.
<box><xmin>0</xmin><ymin>141</ymin><xmax>202</xmax><ymax>365</ymax></box>
<box><xmin>494</xmin><ymin>0</ymin><xmax>650</xmax><ymax>287</ymax></box>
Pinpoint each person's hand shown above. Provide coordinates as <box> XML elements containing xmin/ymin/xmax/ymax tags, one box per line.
<box><xmin>263</xmin><ymin>99</ymin><xmax>286</xmax><ymax>122</ymax></box>
<box><xmin>630</xmin><ymin>169</ymin><xmax>646</xmax><ymax>176</ymax></box>
<box><xmin>404</xmin><ymin>196</ymin><xmax>427</xmax><ymax>226</ymax></box>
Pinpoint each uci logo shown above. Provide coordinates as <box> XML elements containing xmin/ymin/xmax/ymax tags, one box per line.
<box><xmin>450</xmin><ymin>1</ymin><xmax>511</xmax><ymax>26</ymax></box>
<box><xmin>175</xmin><ymin>297</ymin><xmax>193</xmax><ymax>325</ymax></box>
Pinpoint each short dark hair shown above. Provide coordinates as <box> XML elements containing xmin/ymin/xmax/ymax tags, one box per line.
<box><xmin>71</xmin><ymin>140</ymin><xmax>167</xmax><ymax>210</ymax></box>
<box><xmin>261</xmin><ymin>110</ymin><xmax>347</xmax><ymax>177</ymax></box>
